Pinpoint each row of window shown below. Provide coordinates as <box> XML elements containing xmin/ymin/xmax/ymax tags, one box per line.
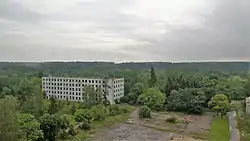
<box><xmin>43</xmin><ymin>78</ymin><xmax>103</xmax><ymax>83</ymax></box>
<box><xmin>43</xmin><ymin>78</ymin><xmax>124</xmax><ymax>84</ymax></box>
<box><xmin>44</xmin><ymin>87</ymin><xmax>82</xmax><ymax>91</ymax></box>
<box><xmin>43</xmin><ymin>85</ymin><xmax>103</xmax><ymax>90</ymax></box>
<box><xmin>47</xmin><ymin>95</ymin><xmax>83</xmax><ymax>101</ymax></box>
<box><xmin>43</xmin><ymin>82</ymin><xmax>104</xmax><ymax>87</ymax></box>
<box><xmin>114</xmin><ymin>93</ymin><xmax>123</xmax><ymax>98</ymax></box>
<box><xmin>114</xmin><ymin>89</ymin><xmax>124</xmax><ymax>93</ymax></box>
<box><xmin>46</xmin><ymin>91</ymin><xmax>82</xmax><ymax>95</ymax></box>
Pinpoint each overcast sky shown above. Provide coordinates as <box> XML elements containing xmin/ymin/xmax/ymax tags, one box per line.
<box><xmin>0</xmin><ymin>0</ymin><xmax>249</xmax><ymax>62</ymax></box>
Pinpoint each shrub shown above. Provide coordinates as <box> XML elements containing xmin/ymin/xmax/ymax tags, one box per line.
<box><xmin>74</xmin><ymin>109</ymin><xmax>93</xmax><ymax>122</ymax></box>
<box><xmin>108</xmin><ymin>104</ymin><xmax>122</xmax><ymax>116</ymax></box>
<box><xmin>139</xmin><ymin>106</ymin><xmax>151</xmax><ymax>118</ymax></box>
<box><xmin>81</xmin><ymin>118</ymin><xmax>92</xmax><ymax>130</ymax></box>
<box><xmin>121</xmin><ymin>107</ymin><xmax>129</xmax><ymax>113</ymax></box>
<box><xmin>58</xmin><ymin>129</ymin><xmax>68</xmax><ymax>139</ymax></box>
<box><xmin>69</xmin><ymin>125</ymin><xmax>77</xmax><ymax>136</ymax></box>
<box><xmin>91</xmin><ymin>105</ymin><xmax>107</xmax><ymax>121</ymax></box>
<box><xmin>120</xmin><ymin>96</ymin><xmax>129</xmax><ymax>103</ymax></box>
<box><xmin>165</xmin><ymin>116</ymin><xmax>177</xmax><ymax>123</ymax></box>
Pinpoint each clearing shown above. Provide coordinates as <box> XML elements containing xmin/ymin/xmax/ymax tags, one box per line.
<box><xmin>89</xmin><ymin>108</ymin><xmax>215</xmax><ymax>141</ymax></box>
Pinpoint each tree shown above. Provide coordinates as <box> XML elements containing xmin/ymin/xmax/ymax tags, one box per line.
<box><xmin>148</xmin><ymin>67</ymin><xmax>157</xmax><ymax>88</ymax></box>
<box><xmin>19</xmin><ymin>113</ymin><xmax>43</xmax><ymax>141</ymax></box>
<box><xmin>84</xmin><ymin>86</ymin><xmax>101</xmax><ymax>105</ymax></box>
<box><xmin>208</xmin><ymin>94</ymin><xmax>231</xmax><ymax>118</ymax></box>
<box><xmin>124</xmin><ymin>83</ymin><xmax>145</xmax><ymax>104</ymax></box>
<box><xmin>0</xmin><ymin>96</ymin><xmax>20</xmax><ymax>141</ymax></box>
<box><xmin>48</xmin><ymin>97</ymin><xmax>59</xmax><ymax>115</ymax></box>
<box><xmin>166</xmin><ymin>88</ymin><xmax>206</xmax><ymax>114</ymax></box>
<box><xmin>243</xmin><ymin>75</ymin><xmax>250</xmax><ymax>97</ymax></box>
<box><xmin>20</xmin><ymin>85</ymin><xmax>45</xmax><ymax>117</ymax></box>
<box><xmin>102</xmin><ymin>78</ymin><xmax>110</xmax><ymax>105</ymax></box>
<box><xmin>15</xmin><ymin>80</ymin><xmax>34</xmax><ymax>106</ymax></box>
<box><xmin>40</xmin><ymin>114</ymin><xmax>68</xmax><ymax>141</ymax></box>
<box><xmin>95</xmin><ymin>87</ymin><xmax>103</xmax><ymax>104</ymax></box>
<box><xmin>137</xmin><ymin>87</ymin><xmax>165</xmax><ymax>110</ymax></box>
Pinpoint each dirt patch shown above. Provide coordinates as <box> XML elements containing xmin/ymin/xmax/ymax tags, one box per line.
<box><xmin>90</xmin><ymin>123</ymin><xmax>172</xmax><ymax>141</ymax></box>
<box><xmin>185</xmin><ymin>114</ymin><xmax>213</xmax><ymax>134</ymax></box>
<box><xmin>89</xmin><ymin>108</ymin><xmax>212</xmax><ymax>141</ymax></box>
<box><xmin>172</xmin><ymin>136</ymin><xmax>206</xmax><ymax>141</ymax></box>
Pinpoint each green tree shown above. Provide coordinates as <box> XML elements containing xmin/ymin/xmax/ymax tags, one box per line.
<box><xmin>137</xmin><ymin>87</ymin><xmax>165</xmax><ymax>110</ymax></box>
<box><xmin>40</xmin><ymin>114</ymin><xmax>68</xmax><ymax>141</ymax></box>
<box><xmin>0</xmin><ymin>96</ymin><xmax>20</xmax><ymax>141</ymax></box>
<box><xmin>102</xmin><ymin>78</ymin><xmax>110</xmax><ymax>105</ymax></box>
<box><xmin>243</xmin><ymin>75</ymin><xmax>250</xmax><ymax>97</ymax></box>
<box><xmin>20</xmin><ymin>85</ymin><xmax>45</xmax><ymax>117</ymax></box>
<box><xmin>148</xmin><ymin>67</ymin><xmax>157</xmax><ymax>88</ymax></box>
<box><xmin>124</xmin><ymin>83</ymin><xmax>145</xmax><ymax>104</ymax></box>
<box><xmin>48</xmin><ymin>97</ymin><xmax>59</xmax><ymax>115</ymax></box>
<box><xmin>166</xmin><ymin>88</ymin><xmax>206</xmax><ymax>114</ymax></box>
<box><xmin>208</xmin><ymin>94</ymin><xmax>231</xmax><ymax>118</ymax></box>
<box><xmin>19</xmin><ymin>113</ymin><xmax>43</xmax><ymax>141</ymax></box>
<box><xmin>84</xmin><ymin>86</ymin><xmax>99</xmax><ymax>105</ymax></box>
<box><xmin>15</xmin><ymin>80</ymin><xmax>34</xmax><ymax>106</ymax></box>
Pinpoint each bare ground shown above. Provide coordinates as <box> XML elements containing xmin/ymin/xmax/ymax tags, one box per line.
<box><xmin>89</xmin><ymin>108</ymin><xmax>213</xmax><ymax>141</ymax></box>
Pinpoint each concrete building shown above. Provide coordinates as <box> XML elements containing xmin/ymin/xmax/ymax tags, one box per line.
<box><xmin>246</xmin><ymin>97</ymin><xmax>250</xmax><ymax>115</ymax></box>
<box><xmin>42</xmin><ymin>76</ymin><xmax>124</xmax><ymax>104</ymax></box>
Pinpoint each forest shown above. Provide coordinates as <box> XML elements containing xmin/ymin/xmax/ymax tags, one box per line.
<box><xmin>0</xmin><ymin>62</ymin><xmax>250</xmax><ymax>141</ymax></box>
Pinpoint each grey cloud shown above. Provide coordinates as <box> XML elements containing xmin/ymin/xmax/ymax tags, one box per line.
<box><xmin>0</xmin><ymin>0</ymin><xmax>249</xmax><ymax>62</ymax></box>
<box><xmin>124</xmin><ymin>0</ymin><xmax>250</xmax><ymax>61</ymax></box>
<box><xmin>0</xmin><ymin>43</ymin><xmax>148</xmax><ymax>62</ymax></box>
<box><xmin>0</xmin><ymin>0</ymin><xmax>45</xmax><ymax>22</ymax></box>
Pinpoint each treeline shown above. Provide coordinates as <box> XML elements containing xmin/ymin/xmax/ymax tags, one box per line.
<box><xmin>121</xmin><ymin>68</ymin><xmax>250</xmax><ymax>115</ymax></box>
<box><xmin>0</xmin><ymin>61</ymin><xmax>249</xmax><ymax>72</ymax></box>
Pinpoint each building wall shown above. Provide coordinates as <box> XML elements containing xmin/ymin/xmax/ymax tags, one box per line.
<box><xmin>42</xmin><ymin>76</ymin><xmax>124</xmax><ymax>104</ymax></box>
<box><xmin>246</xmin><ymin>97</ymin><xmax>250</xmax><ymax>115</ymax></box>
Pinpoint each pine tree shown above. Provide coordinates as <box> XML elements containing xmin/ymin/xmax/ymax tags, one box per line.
<box><xmin>148</xmin><ymin>67</ymin><xmax>157</xmax><ymax>88</ymax></box>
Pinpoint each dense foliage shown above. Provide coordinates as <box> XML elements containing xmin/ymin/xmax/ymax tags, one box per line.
<box><xmin>139</xmin><ymin>106</ymin><xmax>151</xmax><ymax>119</ymax></box>
<box><xmin>137</xmin><ymin>87</ymin><xmax>166</xmax><ymax>111</ymax></box>
<box><xmin>0</xmin><ymin>62</ymin><xmax>249</xmax><ymax>140</ymax></box>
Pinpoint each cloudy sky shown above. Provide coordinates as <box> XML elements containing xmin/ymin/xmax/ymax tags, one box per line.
<box><xmin>0</xmin><ymin>0</ymin><xmax>249</xmax><ymax>62</ymax></box>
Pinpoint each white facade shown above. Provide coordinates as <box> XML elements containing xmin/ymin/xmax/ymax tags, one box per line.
<box><xmin>42</xmin><ymin>76</ymin><xmax>124</xmax><ymax>104</ymax></box>
<box><xmin>246</xmin><ymin>97</ymin><xmax>250</xmax><ymax>115</ymax></box>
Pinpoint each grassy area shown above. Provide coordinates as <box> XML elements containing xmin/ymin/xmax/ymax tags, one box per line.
<box><xmin>209</xmin><ymin>117</ymin><xmax>229</xmax><ymax>141</ymax></box>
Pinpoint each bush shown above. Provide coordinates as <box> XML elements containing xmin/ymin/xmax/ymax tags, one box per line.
<box><xmin>120</xmin><ymin>96</ymin><xmax>129</xmax><ymax>103</ymax></box>
<box><xmin>121</xmin><ymin>107</ymin><xmax>129</xmax><ymax>113</ymax></box>
<box><xmin>91</xmin><ymin>105</ymin><xmax>107</xmax><ymax>121</ymax></box>
<box><xmin>81</xmin><ymin>118</ymin><xmax>92</xmax><ymax>130</ymax></box>
<box><xmin>165</xmin><ymin>116</ymin><xmax>177</xmax><ymax>123</ymax></box>
<box><xmin>69</xmin><ymin>125</ymin><xmax>77</xmax><ymax>136</ymax></box>
<box><xmin>58</xmin><ymin>129</ymin><xmax>68</xmax><ymax>139</ymax></box>
<box><xmin>74</xmin><ymin>109</ymin><xmax>93</xmax><ymax>122</ymax></box>
<box><xmin>108</xmin><ymin>104</ymin><xmax>122</xmax><ymax>116</ymax></box>
<box><xmin>139</xmin><ymin>106</ymin><xmax>151</xmax><ymax>118</ymax></box>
